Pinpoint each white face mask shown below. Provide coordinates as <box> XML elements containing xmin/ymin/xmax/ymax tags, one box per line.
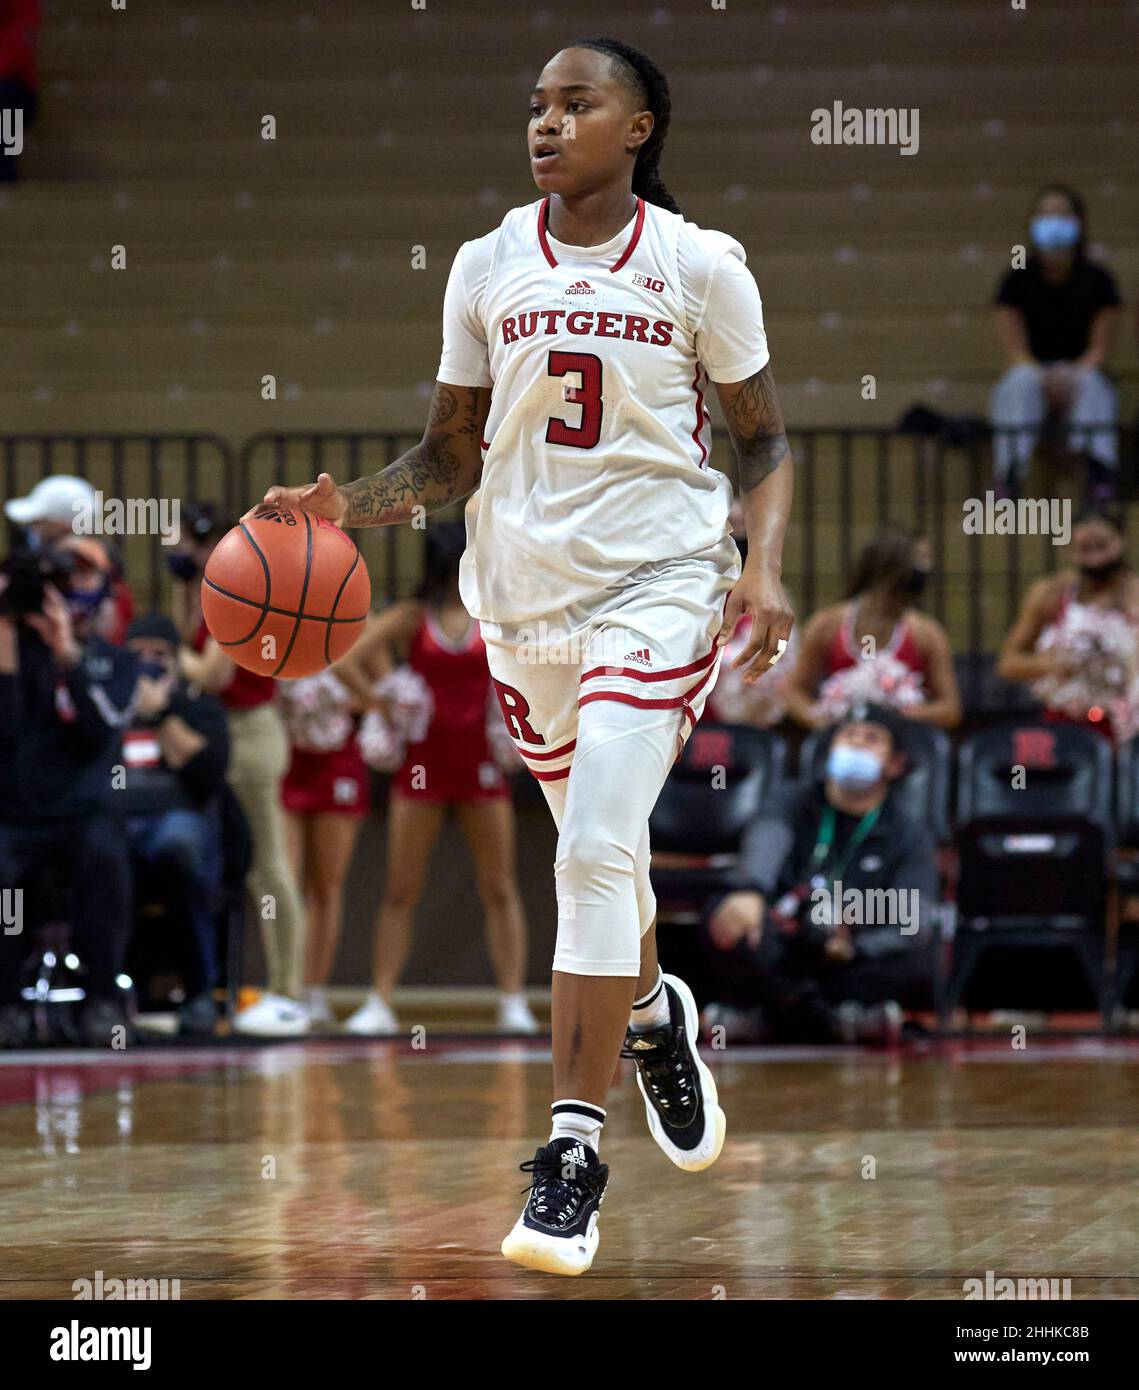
<box><xmin>826</xmin><ymin>744</ymin><xmax>884</xmax><ymax>792</ymax></box>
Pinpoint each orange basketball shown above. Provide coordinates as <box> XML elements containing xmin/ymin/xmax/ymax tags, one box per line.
<box><xmin>201</xmin><ymin>506</ymin><xmax>371</xmax><ymax>679</ymax></box>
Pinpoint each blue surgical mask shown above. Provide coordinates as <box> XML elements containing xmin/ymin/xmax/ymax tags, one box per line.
<box><xmin>1030</xmin><ymin>214</ymin><xmax>1080</xmax><ymax>253</ymax></box>
<box><xmin>66</xmin><ymin>581</ymin><xmax>110</xmax><ymax>621</ymax></box>
<box><xmin>826</xmin><ymin>743</ymin><xmax>884</xmax><ymax>792</ymax></box>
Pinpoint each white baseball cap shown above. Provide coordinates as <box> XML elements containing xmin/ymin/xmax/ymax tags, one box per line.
<box><xmin>5</xmin><ymin>475</ymin><xmax>98</xmax><ymax>526</ymax></box>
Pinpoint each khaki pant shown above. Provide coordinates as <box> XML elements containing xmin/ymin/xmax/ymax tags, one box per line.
<box><xmin>226</xmin><ymin>703</ymin><xmax>306</xmax><ymax>999</ymax></box>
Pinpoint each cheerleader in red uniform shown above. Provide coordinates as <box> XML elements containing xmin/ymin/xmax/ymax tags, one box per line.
<box><xmin>276</xmin><ymin>666</ymin><xmax>371</xmax><ymax>1028</ymax></box>
<box><xmin>785</xmin><ymin>526</ymin><xmax>963</xmax><ymax>731</ymax></box>
<box><xmin>335</xmin><ymin>521</ymin><xmax>537</xmax><ymax>1035</ymax></box>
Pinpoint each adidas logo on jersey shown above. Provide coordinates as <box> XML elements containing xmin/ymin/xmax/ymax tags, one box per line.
<box><xmin>624</xmin><ymin>647</ymin><xmax>652</xmax><ymax>666</ymax></box>
<box><xmin>564</xmin><ymin>280</ymin><xmax>595</xmax><ymax>295</ymax></box>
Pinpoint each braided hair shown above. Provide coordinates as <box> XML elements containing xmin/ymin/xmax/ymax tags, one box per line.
<box><xmin>568</xmin><ymin>36</ymin><xmax>682</xmax><ymax>216</ymax></box>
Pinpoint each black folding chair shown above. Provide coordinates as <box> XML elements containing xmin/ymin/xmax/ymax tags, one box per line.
<box><xmin>944</xmin><ymin>721</ymin><xmax>1113</xmax><ymax>1027</ymax></box>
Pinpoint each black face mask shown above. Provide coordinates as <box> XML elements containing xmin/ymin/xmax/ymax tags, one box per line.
<box><xmin>904</xmin><ymin>568</ymin><xmax>929</xmax><ymax>596</ymax></box>
<box><xmin>167</xmin><ymin>552</ymin><xmax>199</xmax><ymax>581</ymax></box>
<box><xmin>1079</xmin><ymin>557</ymin><xmax>1125</xmax><ymax>583</ymax></box>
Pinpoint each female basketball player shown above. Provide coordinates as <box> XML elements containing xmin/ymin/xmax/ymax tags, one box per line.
<box><xmin>257</xmin><ymin>36</ymin><xmax>794</xmax><ymax>1275</ymax></box>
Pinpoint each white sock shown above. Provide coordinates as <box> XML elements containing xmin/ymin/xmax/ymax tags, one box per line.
<box><xmin>499</xmin><ymin>991</ymin><xmax>527</xmax><ymax>1009</ymax></box>
<box><xmin>550</xmin><ymin>1100</ymin><xmax>605</xmax><ymax>1154</ymax></box>
<box><xmin>629</xmin><ymin>970</ymin><xmax>670</xmax><ymax>1032</ymax></box>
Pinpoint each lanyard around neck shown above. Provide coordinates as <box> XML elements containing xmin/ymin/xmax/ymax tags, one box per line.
<box><xmin>810</xmin><ymin>803</ymin><xmax>882</xmax><ymax>884</ymax></box>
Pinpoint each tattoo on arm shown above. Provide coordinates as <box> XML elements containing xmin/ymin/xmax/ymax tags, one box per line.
<box><xmin>724</xmin><ymin>363</ymin><xmax>790</xmax><ymax>493</ymax></box>
<box><xmin>342</xmin><ymin>385</ymin><xmax>487</xmax><ymax>526</ymax></box>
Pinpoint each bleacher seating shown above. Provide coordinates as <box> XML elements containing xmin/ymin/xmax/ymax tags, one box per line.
<box><xmin>2</xmin><ymin>1</ymin><xmax>1135</xmax><ymax>644</ymax></box>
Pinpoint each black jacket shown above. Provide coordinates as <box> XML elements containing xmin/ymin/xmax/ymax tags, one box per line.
<box><xmin>0</xmin><ymin>629</ymin><xmax>138</xmax><ymax>823</ymax></box>
<box><xmin>733</xmin><ymin>781</ymin><xmax>939</xmax><ymax>957</ymax></box>
<box><xmin>120</xmin><ymin>685</ymin><xmax>229</xmax><ymax>816</ymax></box>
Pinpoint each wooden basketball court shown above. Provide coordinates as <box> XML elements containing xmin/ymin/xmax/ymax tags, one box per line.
<box><xmin>3</xmin><ymin>1037</ymin><xmax>1137</xmax><ymax>1300</ymax></box>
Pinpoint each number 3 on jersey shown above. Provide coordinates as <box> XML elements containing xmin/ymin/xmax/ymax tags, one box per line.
<box><xmin>545</xmin><ymin>350</ymin><xmax>603</xmax><ymax>449</ymax></box>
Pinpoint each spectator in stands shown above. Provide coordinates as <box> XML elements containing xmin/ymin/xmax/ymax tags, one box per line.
<box><xmin>700</xmin><ymin>703</ymin><xmax>938</xmax><ymax>1045</ymax></box>
<box><xmin>5</xmin><ymin>475</ymin><xmax>136</xmax><ymax>644</ymax></box>
<box><xmin>122</xmin><ymin>614</ymin><xmax>229</xmax><ymax>1037</ymax></box>
<box><xmin>990</xmin><ymin>184</ymin><xmax>1121</xmax><ymax>502</ymax></box>
<box><xmin>0</xmin><ymin>536</ymin><xmax>137</xmax><ymax>1047</ymax></box>
<box><xmin>783</xmin><ymin>525</ymin><xmax>962</xmax><ymax>730</ymax></box>
<box><xmin>173</xmin><ymin>503</ymin><xmax>309</xmax><ymax>1037</ymax></box>
<box><xmin>0</xmin><ymin>0</ymin><xmax>39</xmax><ymax>182</ymax></box>
<box><xmin>998</xmin><ymin>506</ymin><xmax>1139</xmax><ymax>743</ymax></box>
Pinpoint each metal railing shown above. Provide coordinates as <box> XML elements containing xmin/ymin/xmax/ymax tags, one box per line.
<box><xmin>2</xmin><ymin>425</ymin><xmax>1130</xmax><ymax>654</ymax></box>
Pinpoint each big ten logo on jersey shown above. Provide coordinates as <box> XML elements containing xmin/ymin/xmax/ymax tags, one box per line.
<box><xmin>631</xmin><ymin>272</ymin><xmax>665</xmax><ymax>293</ymax></box>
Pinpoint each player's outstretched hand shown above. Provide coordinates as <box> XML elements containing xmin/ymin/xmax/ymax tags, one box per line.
<box><xmin>241</xmin><ymin>472</ymin><xmax>348</xmax><ymax>526</ymax></box>
<box><xmin>717</xmin><ymin>563</ymin><xmax>794</xmax><ymax>684</ymax></box>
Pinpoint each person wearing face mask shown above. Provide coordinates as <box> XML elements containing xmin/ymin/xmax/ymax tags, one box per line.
<box><xmin>990</xmin><ymin>184</ymin><xmax>1121</xmax><ymax>502</ymax></box>
<box><xmin>170</xmin><ymin>503</ymin><xmax>310</xmax><ymax>1038</ymax></box>
<box><xmin>998</xmin><ymin>508</ymin><xmax>1139</xmax><ymax>743</ymax></box>
<box><xmin>699</xmin><ymin>703</ymin><xmax>939</xmax><ymax>1045</ymax></box>
<box><xmin>0</xmin><ymin>536</ymin><xmax>139</xmax><ymax>1048</ymax></box>
<box><xmin>4</xmin><ymin>475</ymin><xmax>137</xmax><ymax>645</ymax></box>
<box><xmin>120</xmin><ymin>614</ymin><xmax>230</xmax><ymax>1036</ymax></box>
<box><xmin>784</xmin><ymin>525</ymin><xmax>962</xmax><ymax>731</ymax></box>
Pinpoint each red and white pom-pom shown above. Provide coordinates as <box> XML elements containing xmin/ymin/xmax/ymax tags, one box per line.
<box><xmin>816</xmin><ymin>653</ymin><xmax>925</xmax><ymax>723</ymax></box>
<box><xmin>275</xmin><ymin>669</ymin><xmax>354</xmax><ymax>752</ymax></box>
<box><xmin>1033</xmin><ymin>600</ymin><xmax>1139</xmax><ymax>741</ymax></box>
<box><xmin>356</xmin><ymin>666</ymin><xmax>435</xmax><ymax>772</ymax></box>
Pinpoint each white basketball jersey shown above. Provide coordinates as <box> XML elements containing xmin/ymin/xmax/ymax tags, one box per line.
<box><xmin>436</xmin><ymin>196</ymin><xmax>771</xmax><ymax>625</ymax></box>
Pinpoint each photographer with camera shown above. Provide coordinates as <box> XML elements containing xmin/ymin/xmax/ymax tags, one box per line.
<box><xmin>0</xmin><ymin>534</ymin><xmax>138</xmax><ymax>1048</ymax></box>
<box><xmin>5</xmin><ymin>475</ymin><xmax>136</xmax><ymax>643</ymax></box>
<box><xmin>700</xmin><ymin>703</ymin><xmax>938</xmax><ymax>1045</ymax></box>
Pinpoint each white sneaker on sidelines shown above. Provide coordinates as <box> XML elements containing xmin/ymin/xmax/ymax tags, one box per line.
<box><xmin>233</xmin><ymin>993</ymin><xmax>311</xmax><ymax>1038</ymax></box>
<box><xmin>343</xmin><ymin>990</ymin><xmax>400</xmax><ymax>1037</ymax></box>
<box><xmin>304</xmin><ymin>987</ymin><xmax>334</xmax><ymax>1027</ymax></box>
<box><xmin>497</xmin><ymin>995</ymin><xmax>540</xmax><ymax>1034</ymax></box>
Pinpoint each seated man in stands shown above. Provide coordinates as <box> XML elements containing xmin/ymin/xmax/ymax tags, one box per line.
<box><xmin>122</xmin><ymin>614</ymin><xmax>229</xmax><ymax>1036</ymax></box>
<box><xmin>700</xmin><ymin>703</ymin><xmax>938</xmax><ymax>1045</ymax></box>
<box><xmin>0</xmin><ymin>536</ymin><xmax>138</xmax><ymax>1048</ymax></box>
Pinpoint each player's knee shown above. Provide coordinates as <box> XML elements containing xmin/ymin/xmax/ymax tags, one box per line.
<box><xmin>554</xmin><ymin>821</ymin><xmax>636</xmax><ymax>894</ymax></box>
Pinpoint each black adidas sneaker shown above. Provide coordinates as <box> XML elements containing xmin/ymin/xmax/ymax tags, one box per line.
<box><xmin>622</xmin><ymin>972</ymin><xmax>726</xmax><ymax>1171</ymax></box>
<box><xmin>500</xmin><ymin>1137</ymin><xmax>609</xmax><ymax>1276</ymax></box>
